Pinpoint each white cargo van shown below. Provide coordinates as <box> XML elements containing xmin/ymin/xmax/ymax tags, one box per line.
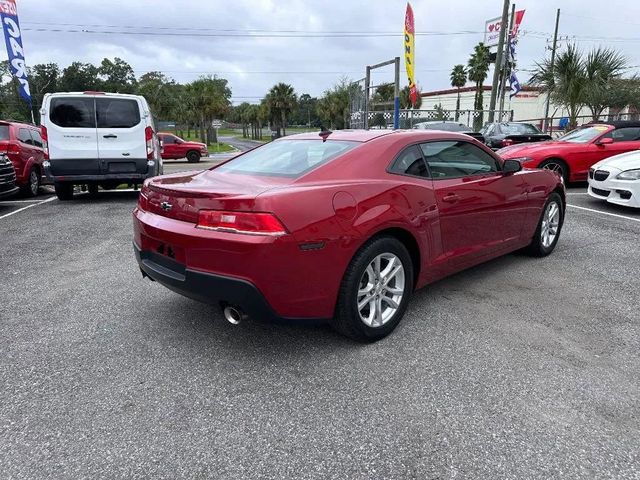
<box><xmin>40</xmin><ymin>92</ymin><xmax>163</xmax><ymax>200</ymax></box>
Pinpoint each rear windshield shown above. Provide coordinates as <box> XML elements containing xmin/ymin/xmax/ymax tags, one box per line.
<box><xmin>96</xmin><ymin>98</ymin><xmax>140</xmax><ymax>128</ymax></box>
<box><xmin>0</xmin><ymin>125</ymin><xmax>9</xmax><ymax>140</ymax></box>
<box><xmin>50</xmin><ymin>97</ymin><xmax>96</xmax><ymax>128</ymax></box>
<box><xmin>215</xmin><ymin>139</ymin><xmax>359</xmax><ymax>177</ymax></box>
<box><xmin>500</xmin><ymin>123</ymin><xmax>541</xmax><ymax>135</ymax></box>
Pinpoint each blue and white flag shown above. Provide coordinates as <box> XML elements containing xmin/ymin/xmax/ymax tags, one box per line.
<box><xmin>509</xmin><ymin>72</ymin><xmax>522</xmax><ymax>98</ymax></box>
<box><xmin>0</xmin><ymin>0</ymin><xmax>31</xmax><ymax>106</ymax></box>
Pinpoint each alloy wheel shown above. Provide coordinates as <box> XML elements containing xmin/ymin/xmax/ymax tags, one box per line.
<box><xmin>542</xmin><ymin>162</ymin><xmax>564</xmax><ymax>176</ymax></box>
<box><xmin>541</xmin><ymin>201</ymin><xmax>560</xmax><ymax>248</ymax></box>
<box><xmin>356</xmin><ymin>253</ymin><xmax>405</xmax><ymax>328</ymax></box>
<box><xmin>29</xmin><ymin>170</ymin><xmax>39</xmax><ymax>195</ymax></box>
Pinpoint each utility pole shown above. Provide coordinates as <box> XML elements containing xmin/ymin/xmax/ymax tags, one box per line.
<box><xmin>488</xmin><ymin>0</ymin><xmax>510</xmax><ymax>123</ymax></box>
<box><xmin>543</xmin><ymin>8</ymin><xmax>561</xmax><ymax>133</ymax></box>
<box><xmin>498</xmin><ymin>3</ymin><xmax>516</xmax><ymax>115</ymax></box>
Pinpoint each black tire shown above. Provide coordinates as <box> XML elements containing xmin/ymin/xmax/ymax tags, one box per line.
<box><xmin>186</xmin><ymin>151</ymin><xmax>201</xmax><ymax>163</ymax></box>
<box><xmin>525</xmin><ymin>192</ymin><xmax>564</xmax><ymax>257</ymax></box>
<box><xmin>539</xmin><ymin>158</ymin><xmax>569</xmax><ymax>185</ymax></box>
<box><xmin>88</xmin><ymin>183</ymin><xmax>99</xmax><ymax>196</ymax></box>
<box><xmin>54</xmin><ymin>182</ymin><xmax>74</xmax><ymax>201</ymax></box>
<box><xmin>332</xmin><ymin>236</ymin><xmax>414</xmax><ymax>342</ymax></box>
<box><xmin>21</xmin><ymin>167</ymin><xmax>40</xmax><ymax>197</ymax></box>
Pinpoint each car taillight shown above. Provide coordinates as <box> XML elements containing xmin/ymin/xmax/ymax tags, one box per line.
<box><xmin>196</xmin><ymin>210</ymin><xmax>288</xmax><ymax>236</ymax></box>
<box><xmin>3</xmin><ymin>142</ymin><xmax>20</xmax><ymax>155</ymax></box>
<box><xmin>501</xmin><ymin>139</ymin><xmax>514</xmax><ymax>147</ymax></box>
<box><xmin>145</xmin><ymin>126</ymin><xmax>154</xmax><ymax>160</ymax></box>
<box><xmin>41</xmin><ymin>125</ymin><xmax>49</xmax><ymax>159</ymax></box>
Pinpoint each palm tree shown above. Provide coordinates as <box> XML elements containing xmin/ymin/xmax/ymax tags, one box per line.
<box><xmin>267</xmin><ymin>83</ymin><xmax>297</xmax><ymax>137</ymax></box>
<box><xmin>450</xmin><ymin>65</ymin><xmax>467</xmax><ymax>121</ymax></box>
<box><xmin>583</xmin><ymin>47</ymin><xmax>627</xmax><ymax>120</ymax></box>
<box><xmin>530</xmin><ymin>44</ymin><xmax>586</xmax><ymax>129</ymax></box>
<box><xmin>467</xmin><ymin>43</ymin><xmax>491</xmax><ymax>130</ymax></box>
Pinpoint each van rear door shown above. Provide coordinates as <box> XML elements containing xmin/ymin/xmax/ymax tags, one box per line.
<box><xmin>96</xmin><ymin>97</ymin><xmax>148</xmax><ymax>176</ymax></box>
<box><xmin>47</xmin><ymin>96</ymin><xmax>101</xmax><ymax>176</ymax></box>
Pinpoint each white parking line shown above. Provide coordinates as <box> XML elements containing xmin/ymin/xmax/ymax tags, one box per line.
<box><xmin>567</xmin><ymin>203</ymin><xmax>640</xmax><ymax>223</ymax></box>
<box><xmin>566</xmin><ymin>192</ymin><xmax>589</xmax><ymax>195</ymax></box>
<box><xmin>0</xmin><ymin>197</ymin><xmax>55</xmax><ymax>220</ymax></box>
<box><xmin>0</xmin><ymin>199</ymin><xmax>47</xmax><ymax>204</ymax></box>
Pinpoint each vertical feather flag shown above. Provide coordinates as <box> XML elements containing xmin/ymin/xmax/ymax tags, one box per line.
<box><xmin>404</xmin><ymin>3</ymin><xmax>417</xmax><ymax>106</ymax></box>
<box><xmin>0</xmin><ymin>0</ymin><xmax>31</xmax><ymax>106</ymax></box>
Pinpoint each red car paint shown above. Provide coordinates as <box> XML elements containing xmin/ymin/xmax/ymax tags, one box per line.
<box><xmin>133</xmin><ymin>130</ymin><xmax>563</xmax><ymax>320</ymax></box>
<box><xmin>0</xmin><ymin>120</ymin><xmax>45</xmax><ymax>191</ymax></box>
<box><xmin>157</xmin><ymin>132</ymin><xmax>208</xmax><ymax>160</ymax></box>
<box><xmin>498</xmin><ymin>123</ymin><xmax>640</xmax><ymax>182</ymax></box>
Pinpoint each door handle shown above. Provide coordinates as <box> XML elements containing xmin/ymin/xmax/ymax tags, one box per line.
<box><xmin>442</xmin><ymin>193</ymin><xmax>460</xmax><ymax>203</ymax></box>
<box><xmin>103</xmin><ymin>134</ymin><xmax>117</xmax><ymax>139</ymax></box>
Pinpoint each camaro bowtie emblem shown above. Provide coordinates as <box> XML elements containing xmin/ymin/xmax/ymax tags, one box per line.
<box><xmin>160</xmin><ymin>201</ymin><xmax>172</xmax><ymax>211</ymax></box>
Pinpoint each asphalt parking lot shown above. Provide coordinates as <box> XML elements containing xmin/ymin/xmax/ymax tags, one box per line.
<box><xmin>1</xmin><ymin>172</ymin><xmax>639</xmax><ymax>478</ymax></box>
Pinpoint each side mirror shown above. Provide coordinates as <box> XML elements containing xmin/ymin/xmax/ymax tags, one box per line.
<box><xmin>596</xmin><ymin>137</ymin><xmax>613</xmax><ymax>146</ymax></box>
<box><xmin>503</xmin><ymin>159</ymin><xmax>522</xmax><ymax>174</ymax></box>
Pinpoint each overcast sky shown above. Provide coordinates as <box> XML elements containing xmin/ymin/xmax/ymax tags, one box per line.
<box><xmin>13</xmin><ymin>0</ymin><xmax>640</xmax><ymax>104</ymax></box>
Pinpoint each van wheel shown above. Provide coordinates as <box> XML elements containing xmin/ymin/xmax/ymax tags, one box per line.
<box><xmin>54</xmin><ymin>182</ymin><xmax>74</xmax><ymax>200</ymax></box>
<box><xmin>88</xmin><ymin>184</ymin><xmax>99</xmax><ymax>196</ymax></box>
<box><xmin>21</xmin><ymin>167</ymin><xmax>40</xmax><ymax>197</ymax></box>
<box><xmin>187</xmin><ymin>151</ymin><xmax>201</xmax><ymax>163</ymax></box>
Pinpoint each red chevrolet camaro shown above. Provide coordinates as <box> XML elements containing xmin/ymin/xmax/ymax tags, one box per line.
<box><xmin>133</xmin><ymin>130</ymin><xmax>565</xmax><ymax>341</ymax></box>
<box><xmin>498</xmin><ymin>121</ymin><xmax>640</xmax><ymax>184</ymax></box>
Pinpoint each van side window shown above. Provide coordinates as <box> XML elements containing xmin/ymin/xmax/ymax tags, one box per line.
<box><xmin>96</xmin><ymin>98</ymin><xmax>141</xmax><ymax>128</ymax></box>
<box><xmin>50</xmin><ymin>98</ymin><xmax>96</xmax><ymax>128</ymax></box>
<box><xmin>18</xmin><ymin>128</ymin><xmax>34</xmax><ymax>145</ymax></box>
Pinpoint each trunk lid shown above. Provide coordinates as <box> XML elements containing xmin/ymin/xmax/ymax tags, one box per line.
<box><xmin>142</xmin><ymin>169</ymin><xmax>293</xmax><ymax>223</ymax></box>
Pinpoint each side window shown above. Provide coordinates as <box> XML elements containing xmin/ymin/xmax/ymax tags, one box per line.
<box><xmin>96</xmin><ymin>98</ymin><xmax>141</xmax><ymax>128</ymax></box>
<box><xmin>30</xmin><ymin>130</ymin><xmax>43</xmax><ymax>148</ymax></box>
<box><xmin>611</xmin><ymin>127</ymin><xmax>640</xmax><ymax>142</ymax></box>
<box><xmin>50</xmin><ymin>98</ymin><xmax>96</xmax><ymax>128</ymax></box>
<box><xmin>420</xmin><ymin>141</ymin><xmax>499</xmax><ymax>179</ymax></box>
<box><xmin>18</xmin><ymin>128</ymin><xmax>33</xmax><ymax>145</ymax></box>
<box><xmin>389</xmin><ymin>145</ymin><xmax>429</xmax><ymax>178</ymax></box>
<box><xmin>162</xmin><ymin>135</ymin><xmax>175</xmax><ymax>144</ymax></box>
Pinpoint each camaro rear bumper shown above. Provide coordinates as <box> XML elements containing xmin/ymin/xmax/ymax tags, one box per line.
<box><xmin>134</xmin><ymin>242</ymin><xmax>305</xmax><ymax>322</ymax></box>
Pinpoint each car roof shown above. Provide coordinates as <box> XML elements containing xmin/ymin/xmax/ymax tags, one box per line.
<box><xmin>0</xmin><ymin>120</ymin><xmax>38</xmax><ymax>128</ymax></box>
<box><xmin>586</xmin><ymin>120</ymin><xmax>640</xmax><ymax>129</ymax></box>
<box><xmin>45</xmin><ymin>91</ymin><xmax>147</xmax><ymax>100</ymax></box>
<box><xmin>284</xmin><ymin>129</ymin><xmax>474</xmax><ymax>143</ymax></box>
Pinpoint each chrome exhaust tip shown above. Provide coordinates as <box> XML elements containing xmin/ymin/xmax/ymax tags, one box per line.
<box><xmin>223</xmin><ymin>306</ymin><xmax>244</xmax><ymax>325</ymax></box>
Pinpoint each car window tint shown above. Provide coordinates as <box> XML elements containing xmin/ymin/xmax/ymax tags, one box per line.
<box><xmin>162</xmin><ymin>135</ymin><xmax>175</xmax><ymax>144</ymax></box>
<box><xmin>30</xmin><ymin>130</ymin><xmax>43</xmax><ymax>148</ymax></box>
<box><xmin>611</xmin><ymin>127</ymin><xmax>640</xmax><ymax>142</ymax></box>
<box><xmin>501</xmin><ymin>123</ymin><xmax>541</xmax><ymax>135</ymax></box>
<box><xmin>18</xmin><ymin>128</ymin><xmax>33</xmax><ymax>145</ymax></box>
<box><xmin>50</xmin><ymin>97</ymin><xmax>96</xmax><ymax>128</ymax></box>
<box><xmin>389</xmin><ymin>145</ymin><xmax>428</xmax><ymax>177</ymax></box>
<box><xmin>420</xmin><ymin>141</ymin><xmax>499</xmax><ymax>178</ymax></box>
<box><xmin>96</xmin><ymin>98</ymin><xmax>141</xmax><ymax>128</ymax></box>
<box><xmin>215</xmin><ymin>140</ymin><xmax>358</xmax><ymax>178</ymax></box>
<box><xmin>0</xmin><ymin>125</ymin><xmax>9</xmax><ymax>140</ymax></box>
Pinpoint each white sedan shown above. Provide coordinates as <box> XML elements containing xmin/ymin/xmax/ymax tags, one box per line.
<box><xmin>588</xmin><ymin>151</ymin><xmax>640</xmax><ymax>208</ymax></box>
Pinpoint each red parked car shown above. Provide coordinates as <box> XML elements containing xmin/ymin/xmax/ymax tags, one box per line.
<box><xmin>157</xmin><ymin>132</ymin><xmax>208</xmax><ymax>163</ymax></box>
<box><xmin>133</xmin><ymin>130</ymin><xmax>565</xmax><ymax>341</ymax></box>
<box><xmin>498</xmin><ymin>121</ymin><xmax>640</xmax><ymax>184</ymax></box>
<box><xmin>0</xmin><ymin>120</ymin><xmax>45</xmax><ymax>196</ymax></box>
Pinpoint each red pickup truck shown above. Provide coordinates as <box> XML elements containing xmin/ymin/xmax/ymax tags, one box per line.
<box><xmin>157</xmin><ymin>132</ymin><xmax>209</xmax><ymax>163</ymax></box>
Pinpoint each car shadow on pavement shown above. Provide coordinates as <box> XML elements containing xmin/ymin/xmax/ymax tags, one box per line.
<box><xmin>69</xmin><ymin>190</ymin><xmax>141</xmax><ymax>203</ymax></box>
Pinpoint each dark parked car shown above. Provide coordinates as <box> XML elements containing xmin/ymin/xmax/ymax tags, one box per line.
<box><xmin>482</xmin><ymin>122</ymin><xmax>552</xmax><ymax>150</ymax></box>
<box><xmin>134</xmin><ymin>129</ymin><xmax>565</xmax><ymax>342</ymax></box>
<box><xmin>413</xmin><ymin>121</ymin><xmax>485</xmax><ymax>143</ymax></box>
<box><xmin>0</xmin><ymin>153</ymin><xmax>19</xmax><ymax>199</ymax></box>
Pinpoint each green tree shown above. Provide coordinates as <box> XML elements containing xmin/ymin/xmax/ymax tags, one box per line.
<box><xmin>583</xmin><ymin>47</ymin><xmax>627</xmax><ymax>121</ymax></box>
<box><xmin>467</xmin><ymin>42</ymin><xmax>491</xmax><ymax>130</ymax></box>
<box><xmin>136</xmin><ymin>71</ymin><xmax>177</xmax><ymax>120</ymax></box>
<box><xmin>316</xmin><ymin>78</ymin><xmax>356</xmax><ymax>129</ymax></box>
<box><xmin>59</xmin><ymin>62</ymin><xmax>101</xmax><ymax>91</ymax></box>
<box><xmin>266</xmin><ymin>83</ymin><xmax>297</xmax><ymax>137</ymax></box>
<box><xmin>185</xmin><ymin>76</ymin><xmax>232</xmax><ymax>144</ymax></box>
<box><xmin>530</xmin><ymin>44</ymin><xmax>587</xmax><ymax>129</ymax></box>
<box><xmin>99</xmin><ymin>57</ymin><xmax>136</xmax><ymax>93</ymax></box>
<box><xmin>450</xmin><ymin>64</ymin><xmax>467</xmax><ymax>121</ymax></box>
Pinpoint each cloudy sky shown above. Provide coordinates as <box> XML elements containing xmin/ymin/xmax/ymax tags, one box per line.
<box><xmin>14</xmin><ymin>0</ymin><xmax>640</xmax><ymax>104</ymax></box>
